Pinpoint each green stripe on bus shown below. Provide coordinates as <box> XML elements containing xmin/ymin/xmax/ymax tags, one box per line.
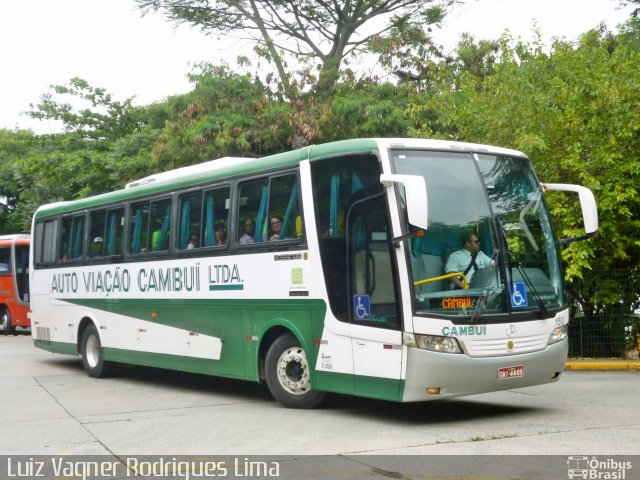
<box><xmin>103</xmin><ymin>347</ymin><xmax>254</xmax><ymax>380</ymax></box>
<box><xmin>209</xmin><ymin>285</ymin><xmax>244</xmax><ymax>291</ymax></box>
<box><xmin>34</xmin><ymin>339</ymin><xmax>77</xmax><ymax>355</ymax></box>
<box><xmin>61</xmin><ymin>297</ymin><xmax>327</xmax><ymax>381</ymax></box>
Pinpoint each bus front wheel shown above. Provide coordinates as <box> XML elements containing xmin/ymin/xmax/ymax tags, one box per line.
<box><xmin>81</xmin><ymin>324</ymin><xmax>115</xmax><ymax>378</ymax></box>
<box><xmin>2</xmin><ymin>308</ymin><xmax>13</xmax><ymax>336</ymax></box>
<box><xmin>265</xmin><ymin>333</ymin><xmax>325</xmax><ymax>408</ymax></box>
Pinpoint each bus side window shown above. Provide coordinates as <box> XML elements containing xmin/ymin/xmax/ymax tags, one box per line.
<box><xmin>105</xmin><ymin>208</ymin><xmax>125</xmax><ymax>256</ymax></box>
<box><xmin>269</xmin><ymin>174</ymin><xmax>302</xmax><ymax>241</ymax></box>
<box><xmin>203</xmin><ymin>187</ymin><xmax>230</xmax><ymax>247</ymax></box>
<box><xmin>129</xmin><ymin>198</ymin><xmax>172</xmax><ymax>254</ymax></box>
<box><xmin>0</xmin><ymin>247</ymin><xmax>10</xmax><ymax>273</ymax></box>
<box><xmin>35</xmin><ymin>220</ymin><xmax>58</xmax><ymax>264</ymax></box>
<box><xmin>179</xmin><ymin>191</ymin><xmax>203</xmax><ymax>250</ymax></box>
<box><xmin>89</xmin><ymin>210</ymin><xmax>107</xmax><ymax>258</ymax></box>
<box><xmin>130</xmin><ymin>202</ymin><xmax>150</xmax><ymax>254</ymax></box>
<box><xmin>59</xmin><ymin>215</ymin><xmax>85</xmax><ymax>261</ymax></box>
<box><xmin>237</xmin><ymin>174</ymin><xmax>303</xmax><ymax>245</ymax></box>
<box><xmin>178</xmin><ymin>187</ymin><xmax>230</xmax><ymax>249</ymax></box>
<box><xmin>150</xmin><ymin>199</ymin><xmax>172</xmax><ymax>252</ymax></box>
<box><xmin>238</xmin><ymin>178</ymin><xmax>269</xmax><ymax>243</ymax></box>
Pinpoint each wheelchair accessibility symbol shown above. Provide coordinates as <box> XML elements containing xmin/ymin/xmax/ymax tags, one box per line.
<box><xmin>353</xmin><ymin>295</ymin><xmax>371</xmax><ymax>320</ymax></box>
<box><xmin>510</xmin><ymin>282</ymin><xmax>528</xmax><ymax>308</ymax></box>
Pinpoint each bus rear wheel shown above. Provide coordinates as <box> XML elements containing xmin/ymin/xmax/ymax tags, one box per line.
<box><xmin>2</xmin><ymin>308</ymin><xmax>13</xmax><ymax>336</ymax></box>
<box><xmin>81</xmin><ymin>324</ymin><xmax>115</xmax><ymax>378</ymax></box>
<box><xmin>265</xmin><ymin>333</ymin><xmax>325</xmax><ymax>408</ymax></box>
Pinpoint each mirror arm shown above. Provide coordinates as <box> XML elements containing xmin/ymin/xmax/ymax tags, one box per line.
<box><xmin>392</xmin><ymin>230</ymin><xmax>417</xmax><ymax>248</ymax></box>
<box><xmin>558</xmin><ymin>232</ymin><xmax>597</xmax><ymax>245</ymax></box>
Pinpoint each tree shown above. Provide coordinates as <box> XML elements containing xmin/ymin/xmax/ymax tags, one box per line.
<box><xmin>135</xmin><ymin>0</ymin><xmax>455</xmax><ymax>146</ymax></box>
<box><xmin>0</xmin><ymin>129</ymin><xmax>39</xmax><ymax>233</ymax></box>
<box><xmin>319</xmin><ymin>78</ymin><xmax>414</xmax><ymax>141</ymax></box>
<box><xmin>151</xmin><ymin>64</ymin><xmax>291</xmax><ymax>168</ymax></box>
<box><xmin>26</xmin><ymin>77</ymin><xmax>148</xmax><ymax>143</ymax></box>
<box><xmin>618</xmin><ymin>0</ymin><xmax>640</xmax><ymax>18</ymax></box>
<box><xmin>7</xmin><ymin>79</ymin><xmax>163</xmax><ymax>231</ymax></box>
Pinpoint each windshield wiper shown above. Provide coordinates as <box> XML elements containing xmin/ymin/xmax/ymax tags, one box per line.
<box><xmin>470</xmin><ymin>288</ymin><xmax>489</xmax><ymax>323</ymax></box>
<box><xmin>469</xmin><ymin>248</ymin><xmax>500</xmax><ymax>323</ymax></box>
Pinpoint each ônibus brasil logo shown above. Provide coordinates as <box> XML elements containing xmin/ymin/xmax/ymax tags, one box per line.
<box><xmin>567</xmin><ymin>456</ymin><xmax>632</xmax><ymax>480</ymax></box>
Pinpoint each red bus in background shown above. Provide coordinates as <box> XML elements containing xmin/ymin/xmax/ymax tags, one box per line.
<box><xmin>0</xmin><ymin>234</ymin><xmax>30</xmax><ymax>335</ymax></box>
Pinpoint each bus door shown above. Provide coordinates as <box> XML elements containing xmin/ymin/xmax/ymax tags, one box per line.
<box><xmin>346</xmin><ymin>191</ymin><xmax>403</xmax><ymax>400</ymax></box>
<box><xmin>15</xmin><ymin>242</ymin><xmax>30</xmax><ymax>303</ymax></box>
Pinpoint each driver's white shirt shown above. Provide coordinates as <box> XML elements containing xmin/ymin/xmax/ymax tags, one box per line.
<box><xmin>445</xmin><ymin>248</ymin><xmax>492</xmax><ymax>285</ymax></box>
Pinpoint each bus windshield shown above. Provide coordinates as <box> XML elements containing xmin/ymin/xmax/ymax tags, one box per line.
<box><xmin>392</xmin><ymin>149</ymin><xmax>565</xmax><ymax>318</ymax></box>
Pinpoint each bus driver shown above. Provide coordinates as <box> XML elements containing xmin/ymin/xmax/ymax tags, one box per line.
<box><xmin>445</xmin><ymin>232</ymin><xmax>494</xmax><ymax>289</ymax></box>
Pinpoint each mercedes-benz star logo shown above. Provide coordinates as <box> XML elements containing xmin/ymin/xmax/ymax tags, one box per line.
<box><xmin>506</xmin><ymin>324</ymin><xmax>516</xmax><ymax>338</ymax></box>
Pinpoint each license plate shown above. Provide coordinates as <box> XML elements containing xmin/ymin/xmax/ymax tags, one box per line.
<box><xmin>497</xmin><ymin>365</ymin><xmax>524</xmax><ymax>380</ymax></box>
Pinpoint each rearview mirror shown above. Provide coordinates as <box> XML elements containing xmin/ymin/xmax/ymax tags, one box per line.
<box><xmin>380</xmin><ymin>174</ymin><xmax>428</xmax><ymax>230</ymax></box>
<box><xmin>542</xmin><ymin>183</ymin><xmax>598</xmax><ymax>244</ymax></box>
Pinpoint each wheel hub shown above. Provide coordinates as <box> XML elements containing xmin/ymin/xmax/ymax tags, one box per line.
<box><xmin>85</xmin><ymin>335</ymin><xmax>100</xmax><ymax>368</ymax></box>
<box><xmin>276</xmin><ymin>347</ymin><xmax>310</xmax><ymax>395</ymax></box>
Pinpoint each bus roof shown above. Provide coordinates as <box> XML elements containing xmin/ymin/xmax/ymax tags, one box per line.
<box><xmin>0</xmin><ymin>234</ymin><xmax>30</xmax><ymax>243</ymax></box>
<box><xmin>34</xmin><ymin>138</ymin><xmax>526</xmax><ymax>219</ymax></box>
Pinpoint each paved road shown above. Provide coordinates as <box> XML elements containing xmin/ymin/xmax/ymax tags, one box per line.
<box><xmin>1</xmin><ymin>333</ymin><xmax>639</xmax><ymax>478</ymax></box>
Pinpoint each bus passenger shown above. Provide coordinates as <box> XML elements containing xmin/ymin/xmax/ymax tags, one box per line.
<box><xmin>90</xmin><ymin>237</ymin><xmax>104</xmax><ymax>257</ymax></box>
<box><xmin>269</xmin><ymin>216</ymin><xmax>283</xmax><ymax>241</ymax></box>
<box><xmin>445</xmin><ymin>232</ymin><xmax>493</xmax><ymax>289</ymax></box>
<box><xmin>214</xmin><ymin>221</ymin><xmax>227</xmax><ymax>246</ymax></box>
<box><xmin>187</xmin><ymin>234</ymin><xmax>199</xmax><ymax>249</ymax></box>
<box><xmin>239</xmin><ymin>218</ymin><xmax>255</xmax><ymax>244</ymax></box>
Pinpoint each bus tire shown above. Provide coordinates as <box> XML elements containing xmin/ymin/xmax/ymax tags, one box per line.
<box><xmin>265</xmin><ymin>333</ymin><xmax>325</xmax><ymax>409</ymax></box>
<box><xmin>81</xmin><ymin>324</ymin><xmax>115</xmax><ymax>378</ymax></box>
<box><xmin>2</xmin><ymin>308</ymin><xmax>13</xmax><ymax>336</ymax></box>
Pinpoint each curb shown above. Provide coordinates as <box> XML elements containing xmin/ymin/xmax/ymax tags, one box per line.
<box><xmin>565</xmin><ymin>360</ymin><xmax>640</xmax><ymax>371</ymax></box>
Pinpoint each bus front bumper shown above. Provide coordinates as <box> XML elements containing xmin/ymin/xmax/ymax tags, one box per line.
<box><xmin>402</xmin><ymin>339</ymin><xmax>568</xmax><ymax>402</ymax></box>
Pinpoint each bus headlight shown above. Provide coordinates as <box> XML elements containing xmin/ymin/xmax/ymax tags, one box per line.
<box><xmin>548</xmin><ymin>324</ymin><xmax>568</xmax><ymax>345</ymax></box>
<box><xmin>415</xmin><ymin>334</ymin><xmax>463</xmax><ymax>354</ymax></box>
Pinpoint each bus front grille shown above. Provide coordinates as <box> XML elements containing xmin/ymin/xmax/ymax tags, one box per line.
<box><xmin>462</xmin><ymin>333</ymin><xmax>549</xmax><ymax>357</ymax></box>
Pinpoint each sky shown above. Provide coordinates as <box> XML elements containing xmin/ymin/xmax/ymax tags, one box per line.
<box><xmin>0</xmin><ymin>0</ymin><xmax>634</xmax><ymax>134</ymax></box>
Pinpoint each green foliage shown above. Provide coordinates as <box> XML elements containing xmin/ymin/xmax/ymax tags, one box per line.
<box><xmin>0</xmin><ymin>80</ymin><xmax>161</xmax><ymax>232</ymax></box>
<box><xmin>367</xmin><ymin>5</ymin><xmax>450</xmax><ymax>82</ymax></box>
<box><xmin>0</xmin><ymin>129</ymin><xmax>39</xmax><ymax>232</ymax></box>
<box><xmin>319</xmin><ymin>81</ymin><xmax>414</xmax><ymax>141</ymax></box>
<box><xmin>152</xmin><ymin>64</ymin><xmax>290</xmax><ymax>168</ymax></box>
<box><xmin>107</xmin><ymin>128</ymin><xmax>163</xmax><ymax>184</ymax></box>
<box><xmin>26</xmin><ymin>78</ymin><xmax>147</xmax><ymax>143</ymax></box>
<box><xmin>16</xmin><ymin>146</ymin><xmax>109</xmax><ymax>212</ymax></box>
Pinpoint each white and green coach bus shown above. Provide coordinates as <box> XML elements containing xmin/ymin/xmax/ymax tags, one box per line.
<box><xmin>30</xmin><ymin>138</ymin><xmax>598</xmax><ymax>408</ymax></box>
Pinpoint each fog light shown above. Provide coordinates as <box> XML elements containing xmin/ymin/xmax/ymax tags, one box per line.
<box><xmin>426</xmin><ymin>387</ymin><xmax>441</xmax><ymax>395</ymax></box>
